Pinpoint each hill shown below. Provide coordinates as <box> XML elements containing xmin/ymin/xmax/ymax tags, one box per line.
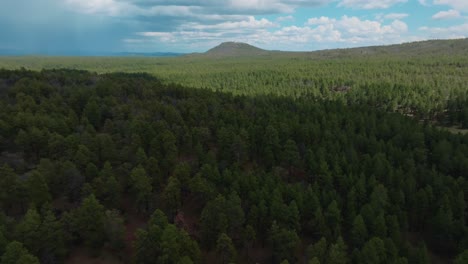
<box><xmin>199</xmin><ymin>38</ymin><xmax>468</xmax><ymax>58</ymax></box>
<box><xmin>204</xmin><ymin>41</ymin><xmax>270</xmax><ymax>57</ymax></box>
<box><xmin>305</xmin><ymin>38</ymin><xmax>468</xmax><ymax>59</ymax></box>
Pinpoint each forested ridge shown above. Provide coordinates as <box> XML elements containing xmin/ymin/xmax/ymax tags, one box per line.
<box><xmin>0</xmin><ymin>69</ymin><xmax>467</xmax><ymax>263</ymax></box>
<box><xmin>1</xmin><ymin>39</ymin><xmax>467</xmax><ymax>127</ymax></box>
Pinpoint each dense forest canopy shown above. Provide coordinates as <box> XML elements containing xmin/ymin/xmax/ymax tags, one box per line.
<box><xmin>1</xmin><ymin>39</ymin><xmax>467</xmax><ymax>127</ymax></box>
<box><xmin>0</xmin><ymin>69</ymin><xmax>467</xmax><ymax>263</ymax></box>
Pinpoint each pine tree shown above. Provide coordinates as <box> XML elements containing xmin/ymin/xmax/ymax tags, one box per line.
<box><xmin>328</xmin><ymin>237</ymin><xmax>348</xmax><ymax>264</ymax></box>
<box><xmin>268</xmin><ymin>221</ymin><xmax>299</xmax><ymax>263</ymax></box>
<box><xmin>351</xmin><ymin>214</ymin><xmax>368</xmax><ymax>248</ymax></box>
<box><xmin>130</xmin><ymin>165</ymin><xmax>153</xmax><ymax>212</ymax></box>
<box><xmin>15</xmin><ymin>207</ymin><xmax>41</xmax><ymax>255</ymax></box>
<box><xmin>216</xmin><ymin>233</ymin><xmax>237</xmax><ymax>264</ymax></box>
<box><xmin>38</xmin><ymin>206</ymin><xmax>66</xmax><ymax>263</ymax></box>
<box><xmin>67</xmin><ymin>194</ymin><xmax>107</xmax><ymax>250</ymax></box>
<box><xmin>1</xmin><ymin>241</ymin><xmax>39</xmax><ymax>264</ymax></box>
<box><xmin>359</xmin><ymin>237</ymin><xmax>386</xmax><ymax>264</ymax></box>
<box><xmin>306</xmin><ymin>237</ymin><xmax>327</xmax><ymax>263</ymax></box>
<box><xmin>162</xmin><ymin>176</ymin><xmax>182</xmax><ymax>217</ymax></box>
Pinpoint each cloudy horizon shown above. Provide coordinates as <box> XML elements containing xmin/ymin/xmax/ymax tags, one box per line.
<box><xmin>0</xmin><ymin>0</ymin><xmax>467</xmax><ymax>55</ymax></box>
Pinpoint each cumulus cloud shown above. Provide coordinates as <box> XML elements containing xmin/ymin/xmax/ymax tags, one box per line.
<box><xmin>132</xmin><ymin>15</ymin><xmax>410</xmax><ymax>51</ymax></box>
<box><xmin>277</xmin><ymin>15</ymin><xmax>294</xmax><ymax>22</ymax></box>
<box><xmin>433</xmin><ymin>0</ymin><xmax>468</xmax><ymax>12</ymax></box>
<box><xmin>420</xmin><ymin>23</ymin><xmax>468</xmax><ymax>38</ymax></box>
<box><xmin>432</xmin><ymin>9</ymin><xmax>461</xmax><ymax>19</ymax></box>
<box><xmin>306</xmin><ymin>16</ymin><xmax>335</xmax><ymax>25</ymax></box>
<box><xmin>338</xmin><ymin>0</ymin><xmax>407</xmax><ymax>9</ymax></box>
<box><xmin>418</xmin><ymin>0</ymin><xmax>429</xmax><ymax>6</ymax></box>
<box><xmin>384</xmin><ymin>13</ymin><xmax>409</xmax><ymax>20</ymax></box>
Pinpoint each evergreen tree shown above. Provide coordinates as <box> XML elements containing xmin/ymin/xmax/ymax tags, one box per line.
<box><xmin>162</xmin><ymin>176</ymin><xmax>182</xmax><ymax>217</ymax></box>
<box><xmin>268</xmin><ymin>221</ymin><xmax>299</xmax><ymax>264</ymax></box>
<box><xmin>130</xmin><ymin>165</ymin><xmax>153</xmax><ymax>212</ymax></box>
<box><xmin>14</xmin><ymin>207</ymin><xmax>41</xmax><ymax>255</ymax></box>
<box><xmin>66</xmin><ymin>194</ymin><xmax>107</xmax><ymax>250</ymax></box>
<box><xmin>38</xmin><ymin>207</ymin><xmax>66</xmax><ymax>264</ymax></box>
<box><xmin>306</xmin><ymin>237</ymin><xmax>327</xmax><ymax>263</ymax></box>
<box><xmin>359</xmin><ymin>237</ymin><xmax>386</xmax><ymax>264</ymax></box>
<box><xmin>1</xmin><ymin>241</ymin><xmax>39</xmax><ymax>264</ymax></box>
<box><xmin>328</xmin><ymin>237</ymin><xmax>348</xmax><ymax>264</ymax></box>
<box><xmin>26</xmin><ymin>171</ymin><xmax>51</xmax><ymax>207</ymax></box>
<box><xmin>351</xmin><ymin>214</ymin><xmax>368</xmax><ymax>248</ymax></box>
<box><xmin>216</xmin><ymin>233</ymin><xmax>237</xmax><ymax>264</ymax></box>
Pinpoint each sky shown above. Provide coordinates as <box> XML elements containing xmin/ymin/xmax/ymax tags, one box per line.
<box><xmin>0</xmin><ymin>0</ymin><xmax>467</xmax><ymax>54</ymax></box>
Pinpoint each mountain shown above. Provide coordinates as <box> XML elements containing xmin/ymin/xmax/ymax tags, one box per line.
<box><xmin>198</xmin><ymin>38</ymin><xmax>468</xmax><ymax>59</ymax></box>
<box><xmin>204</xmin><ymin>42</ymin><xmax>270</xmax><ymax>57</ymax></box>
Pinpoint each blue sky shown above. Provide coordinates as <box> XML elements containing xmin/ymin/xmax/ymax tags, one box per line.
<box><xmin>0</xmin><ymin>0</ymin><xmax>467</xmax><ymax>54</ymax></box>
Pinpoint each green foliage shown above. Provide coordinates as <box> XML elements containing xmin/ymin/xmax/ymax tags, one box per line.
<box><xmin>268</xmin><ymin>221</ymin><xmax>300</xmax><ymax>264</ymax></box>
<box><xmin>328</xmin><ymin>237</ymin><xmax>348</xmax><ymax>264</ymax></box>
<box><xmin>216</xmin><ymin>233</ymin><xmax>237</xmax><ymax>264</ymax></box>
<box><xmin>0</xmin><ymin>165</ymin><xmax>23</xmax><ymax>214</ymax></box>
<box><xmin>25</xmin><ymin>170</ymin><xmax>51</xmax><ymax>207</ymax></box>
<box><xmin>359</xmin><ymin>237</ymin><xmax>386</xmax><ymax>264</ymax></box>
<box><xmin>162</xmin><ymin>176</ymin><xmax>182</xmax><ymax>217</ymax></box>
<box><xmin>307</xmin><ymin>237</ymin><xmax>327</xmax><ymax>263</ymax></box>
<box><xmin>134</xmin><ymin>209</ymin><xmax>200</xmax><ymax>264</ymax></box>
<box><xmin>0</xmin><ymin>69</ymin><xmax>467</xmax><ymax>263</ymax></box>
<box><xmin>65</xmin><ymin>194</ymin><xmax>107</xmax><ymax>250</ymax></box>
<box><xmin>1</xmin><ymin>241</ymin><xmax>39</xmax><ymax>264</ymax></box>
<box><xmin>454</xmin><ymin>249</ymin><xmax>468</xmax><ymax>264</ymax></box>
<box><xmin>130</xmin><ymin>165</ymin><xmax>153</xmax><ymax>212</ymax></box>
<box><xmin>351</xmin><ymin>215</ymin><xmax>368</xmax><ymax>248</ymax></box>
<box><xmin>200</xmin><ymin>193</ymin><xmax>244</xmax><ymax>248</ymax></box>
<box><xmin>38</xmin><ymin>206</ymin><xmax>66</xmax><ymax>263</ymax></box>
<box><xmin>14</xmin><ymin>207</ymin><xmax>41</xmax><ymax>255</ymax></box>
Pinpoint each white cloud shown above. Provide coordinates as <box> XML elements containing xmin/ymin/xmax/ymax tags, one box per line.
<box><xmin>418</xmin><ymin>0</ymin><xmax>428</xmax><ymax>6</ymax></box>
<box><xmin>182</xmin><ymin>16</ymin><xmax>278</xmax><ymax>31</ymax></box>
<box><xmin>306</xmin><ymin>16</ymin><xmax>335</xmax><ymax>25</ymax></box>
<box><xmin>65</xmin><ymin>0</ymin><xmax>135</xmax><ymax>16</ymax></box>
<box><xmin>419</xmin><ymin>23</ymin><xmax>468</xmax><ymax>38</ymax></box>
<box><xmin>434</xmin><ymin>0</ymin><xmax>468</xmax><ymax>12</ymax></box>
<box><xmin>277</xmin><ymin>15</ymin><xmax>294</xmax><ymax>22</ymax></box>
<box><xmin>432</xmin><ymin>9</ymin><xmax>461</xmax><ymax>19</ymax></box>
<box><xmin>384</xmin><ymin>13</ymin><xmax>409</xmax><ymax>20</ymax></box>
<box><xmin>133</xmin><ymin>15</ymin><xmax>410</xmax><ymax>51</ymax></box>
<box><xmin>338</xmin><ymin>0</ymin><xmax>407</xmax><ymax>9</ymax></box>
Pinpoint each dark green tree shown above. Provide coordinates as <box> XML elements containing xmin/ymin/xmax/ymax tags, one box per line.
<box><xmin>26</xmin><ymin>171</ymin><xmax>51</xmax><ymax>207</ymax></box>
<box><xmin>1</xmin><ymin>241</ymin><xmax>39</xmax><ymax>264</ymax></box>
<box><xmin>351</xmin><ymin>214</ymin><xmax>368</xmax><ymax>248</ymax></box>
<box><xmin>65</xmin><ymin>194</ymin><xmax>106</xmax><ymax>250</ymax></box>
<box><xmin>306</xmin><ymin>237</ymin><xmax>327</xmax><ymax>263</ymax></box>
<box><xmin>130</xmin><ymin>165</ymin><xmax>153</xmax><ymax>212</ymax></box>
<box><xmin>268</xmin><ymin>221</ymin><xmax>299</xmax><ymax>264</ymax></box>
<box><xmin>454</xmin><ymin>249</ymin><xmax>468</xmax><ymax>264</ymax></box>
<box><xmin>328</xmin><ymin>236</ymin><xmax>348</xmax><ymax>264</ymax></box>
<box><xmin>14</xmin><ymin>207</ymin><xmax>41</xmax><ymax>255</ymax></box>
<box><xmin>162</xmin><ymin>176</ymin><xmax>182</xmax><ymax>217</ymax></box>
<box><xmin>216</xmin><ymin>233</ymin><xmax>237</xmax><ymax>264</ymax></box>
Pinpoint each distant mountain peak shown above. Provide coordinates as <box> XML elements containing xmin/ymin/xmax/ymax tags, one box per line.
<box><xmin>205</xmin><ymin>42</ymin><xmax>268</xmax><ymax>57</ymax></box>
